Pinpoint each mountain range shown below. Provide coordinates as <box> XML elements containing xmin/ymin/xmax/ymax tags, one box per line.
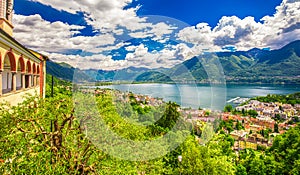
<box><xmin>47</xmin><ymin>40</ymin><xmax>300</xmax><ymax>84</ymax></box>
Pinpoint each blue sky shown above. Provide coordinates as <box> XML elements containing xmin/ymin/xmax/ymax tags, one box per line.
<box><xmin>12</xmin><ymin>0</ymin><xmax>300</xmax><ymax>70</ymax></box>
<box><xmin>130</xmin><ymin>0</ymin><xmax>282</xmax><ymax>26</ymax></box>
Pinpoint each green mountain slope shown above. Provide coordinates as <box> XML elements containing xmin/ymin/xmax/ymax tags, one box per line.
<box><xmin>47</xmin><ymin>40</ymin><xmax>300</xmax><ymax>84</ymax></box>
<box><xmin>46</xmin><ymin>60</ymin><xmax>92</xmax><ymax>82</ymax></box>
<box><xmin>136</xmin><ymin>40</ymin><xmax>300</xmax><ymax>83</ymax></box>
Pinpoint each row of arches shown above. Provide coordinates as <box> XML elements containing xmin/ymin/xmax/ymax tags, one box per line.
<box><xmin>0</xmin><ymin>51</ymin><xmax>41</xmax><ymax>95</ymax></box>
<box><xmin>1</xmin><ymin>52</ymin><xmax>40</xmax><ymax>74</ymax></box>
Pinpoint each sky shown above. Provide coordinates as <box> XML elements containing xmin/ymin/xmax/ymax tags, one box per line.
<box><xmin>13</xmin><ymin>0</ymin><xmax>300</xmax><ymax>70</ymax></box>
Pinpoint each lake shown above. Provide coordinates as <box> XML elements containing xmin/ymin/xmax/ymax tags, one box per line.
<box><xmin>98</xmin><ymin>83</ymin><xmax>300</xmax><ymax>110</ymax></box>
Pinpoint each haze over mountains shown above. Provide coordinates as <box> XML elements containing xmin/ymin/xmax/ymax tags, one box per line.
<box><xmin>47</xmin><ymin>40</ymin><xmax>300</xmax><ymax>84</ymax></box>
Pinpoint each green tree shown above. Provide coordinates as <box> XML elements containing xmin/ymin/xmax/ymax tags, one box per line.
<box><xmin>179</xmin><ymin>136</ymin><xmax>236</xmax><ymax>175</ymax></box>
<box><xmin>248</xmin><ymin>110</ymin><xmax>258</xmax><ymax>118</ymax></box>
<box><xmin>268</xmin><ymin>125</ymin><xmax>300</xmax><ymax>174</ymax></box>
<box><xmin>154</xmin><ymin>101</ymin><xmax>181</xmax><ymax>130</ymax></box>
<box><xmin>248</xmin><ymin>156</ymin><xmax>266</xmax><ymax>175</ymax></box>
<box><xmin>235</xmin><ymin>121</ymin><xmax>244</xmax><ymax>130</ymax></box>
<box><xmin>236</xmin><ymin>164</ymin><xmax>247</xmax><ymax>175</ymax></box>
<box><xmin>274</xmin><ymin>123</ymin><xmax>279</xmax><ymax>133</ymax></box>
<box><xmin>224</xmin><ymin>104</ymin><xmax>233</xmax><ymax>112</ymax></box>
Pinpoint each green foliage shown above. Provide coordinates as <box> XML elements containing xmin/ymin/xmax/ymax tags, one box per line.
<box><xmin>248</xmin><ymin>156</ymin><xmax>266</xmax><ymax>175</ymax></box>
<box><xmin>237</xmin><ymin>124</ymin><xmax>300</xmax><ymax>175</ymax></box>
<box><xmin>154</xmin><ymin>101</ymin><xmax>181</xmax><ymax>130</ymax></box>
<box><xmin>253</xmin><ymin>92</ymin><xmax>300</xmax><ymax>105</ymax></box>
<box><xmin>267</xmin><ymin>124</ymin><xmax>300</xmax><ymax>174</ymax></box>
<box><xmin>247</xmin><ymin>109</ymin><xmax>258</xmax><ymax>118</ymax></box>
<box><xmin>259</xmin><ymin>128</ymin><xmax>272</xmax><ymax>138</ymax></box>
<box><xmin>274</xmin><ymin>113</ymin><xmax>285</xmax><ymax>123</ymax></box>
<box><xmin>274</xmin><ymin>123</ymin><xmax>279</xmax><ymax>133</ymax></box>
<box><xmin>236</xmin><ymin>164</ymin><xmax>247</xmax><ymax>175</ymax></box>
<box><xmin>218</xmin><ymin>119</ymin><xmax>234</xmax><ymax>133</ymax></box>
<box><xmin>0</xmin><ymin>94</ymin><xmax>101</xmax><ymax>174</ymax></box>
<box><xmin>178</xmin><ymin>135</ymin><xmax>236</xmax><ymax>175</ymax></box>
<box><xmin>1</xmin><ymin>74</ymin><xmax>300</xmax><ymax>174</ymax></box>
<box><xmin>224</xmin><ymin>104</ymin><xmax>233</xmax><ymax>112</ymax></box>
<box><xmin>235</xmin><ymin>121</ymin><xmax>244</xmax><ymax>131</ymax></box>
<box><xmin>45</xmin><ymin>74</ymin><xmax>72</xmax><ymax>98</ymax></box>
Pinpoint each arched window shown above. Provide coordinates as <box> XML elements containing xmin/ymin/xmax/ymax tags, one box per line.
<box><xmin>2</xmin><ymin>52</ymin><xmax>16</xmax><ymax>93</ymax></box>
<box><xmin>25</xmin><ymin>61</ymin><xmax>32</xmax><ymax>88</ymax></box>
<box><xmin>32</xmin><ymin>63</ymin><xmax>36</xmax><ymax>74</ymax></box>
<box><xmin>16</xmin><ymin>57</ymin><xmax>25</xmax><ymax>90</ymax></box>
<box><xmin>17</xmin><ymin>57</ymin><xmax>25</xmax><ymax>73</ymax></box>
<box><xmin>26</xmin><ymin>61</ymin><xmax>31</xmax><ymax>73</ymax></box>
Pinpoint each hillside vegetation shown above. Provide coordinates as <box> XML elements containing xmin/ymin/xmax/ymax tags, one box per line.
<box><xmin>1</xmin><ymin>78</ymin><xmax>300</xmax><ymax>174</ymax></box>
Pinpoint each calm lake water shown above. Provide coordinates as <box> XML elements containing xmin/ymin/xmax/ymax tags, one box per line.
<box><xmin>99</xmin><ymin>84</ymin><xmax>300</xmax><ymax>110</ymax></box>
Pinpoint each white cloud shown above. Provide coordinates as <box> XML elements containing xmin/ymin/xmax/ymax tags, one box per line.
<box><xmin>150</xmin><ymin>22</ymin><xmax>177</xmax><ymax>40</ymax></box>
<box><xmin>30</xmin><ymin>0</ymin><xmax>176</xmax><ymax>37</ymax></box>
<box><xmin>122</xmin><ymin>43</ymin><xmax>196</xmax><ymax>69</ymax></box>
<box><xmin>13</xmin><ymin>14</ymin><xmax>121</xmax><ymax>53</ymax></box>
<box><xmin>44</xmin><ymin>52</ymin><xmax>128</xmax><ymax>70</ymax></box>
<box><xmin>177</xmin><ymin>23</ymin><xmax>213</xmax><ymax>46</ymax></box>
<box><xmin>259</xmin><ymin>0</ymin><xmax>300</xmax><ymax>49</ymax></box>
<box><xmin>177</xmin><ymin>0</ymin><xmax>300</xmax><ymax>51</ymax></box>
<box><xmin>125</xmin><ymin>45</ymin><xmax>138</xmax><ymax>52</ymax></box>
<box><xmin>12</xmin><ymin>13</ymin><xmax>180</xmax><ymax>70</ymax></box>
<box><xmin>174</xmin><ymin>43</ymin><xmax>194</xmax><ymax>61</ymax></box>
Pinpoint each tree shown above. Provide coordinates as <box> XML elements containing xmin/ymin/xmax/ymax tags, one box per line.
<box><xmin>236</xmin><ymin>164</ymin><xmax>247</xmax><ymax>175</ymax></box>
<box><xmin>267</xmin><ymin>124</ymin><xmax>300</xmax><ymax>174</ymax></box>
<box><xmin>154</xmin><ymin>101</ymin><xmax>181</xmax><ymax>130</ymax></box>
<box><xmin>205</xmin><ymin>110</ymin><xmax>210</xmax><ymax>116</ymax></box>
<box><xmin>274</xmin><ymin>123</ymin><xmax>279</xmax><ymax>133</ymax></box>
<box><xmin>235</xmin><ymin>121</ymin><xmax>244</xmax><ymax>130</ymax></box>
<box><xmin>242</xmin><ymin>108</ymin><xmax>245</xmax><ymax>115</ymax></box>
<box><xmin>248</xmin><ymin>110</ymin><xmax>258</xmax><ymax>118</ymax></box>
<box><xmin>224</xmin><ymin>104</ymin><xmax>233</xmax><ymax>112</ymax></box>
<box><xmin>248</xmin><ymin>156</ymin><xmax>266</xmax><ymax>175</ymax></box>
<box><xmin>179</xmin><ymin>136</ymin><xmax>236</xmax><ymax>174</ymax></box>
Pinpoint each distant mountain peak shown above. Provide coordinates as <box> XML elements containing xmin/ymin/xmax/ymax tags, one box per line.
<box><xmin>47</xmin><ymin>40</ymin><xmax>300</xmax><ymax>83</ymax></box>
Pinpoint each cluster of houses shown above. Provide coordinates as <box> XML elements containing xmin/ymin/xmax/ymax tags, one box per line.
<box><xmin>236</xmin><ymin>100</ymin><xmax>299</xmax><ymax>119</ymax></box>
<box><xmin>130</xmin><ymin>94</ymin><xmax>164</xmax><ymax>107</ymax></box>
<box><xmin>182</xmin><ymin>100</ymin><xmax>300</xmax><ymax>150</ymax></box>
<box><xmin>227</xmin><ymin>100</ymin><xmax>300</xmax><ymax>150</ymax></box>
<box><xmin>94</xmin><ymin>88</ymin><xmax>164</xmax><ymax>107</ymax></box>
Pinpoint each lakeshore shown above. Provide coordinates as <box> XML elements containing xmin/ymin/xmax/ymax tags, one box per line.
<box><xmin>89</xmin><ymin>88</ymin><xmax>300</xmax><ymax>151</ymax></box>
<box><xmin>87</xmin><ymin>83</ymin><xmax>300</xmax><ymax>110</ymax></box>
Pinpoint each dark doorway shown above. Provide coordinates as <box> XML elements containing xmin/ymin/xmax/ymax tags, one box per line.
<box><xmin>25</xmin><ymin>75</ymin><xmax>30</xmax><ymax>88</ymax></box>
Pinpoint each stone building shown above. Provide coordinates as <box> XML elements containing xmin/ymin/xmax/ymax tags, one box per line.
<box><xmin>0</xmin><ymin>0</ymin><xmax>47</xmax><ymax>105</ymax></box>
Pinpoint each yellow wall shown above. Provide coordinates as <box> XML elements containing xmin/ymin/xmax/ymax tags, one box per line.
<box><xmin>0</xmin><ymin>87</ymin><xmax>40</xmax><ymax>106</ymax></box>
<box><xmin>238</xmin><ymin>141</ymin><xmax>257</xmax><ymax>150</ymax></box>
<box><xmin>0</xmin><ymin>18</ymin><xmax>13</xmax><ymax>36</ymax></box>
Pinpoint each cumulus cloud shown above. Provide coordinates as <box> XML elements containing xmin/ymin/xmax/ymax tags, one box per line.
<box><xmin>44</xmin><ymin>52</ymin><xmax>128</xmax><ymax>70</ymax></box>
<box><xmin>13</xmin><ymin>14</ymin><xmax>121</xmax><ymax>53</ymax></box>
<box><xmin>177</xmin><ymin>0</ymin><xmax>300</xmax><ymax>51</ymax></box>
<box><xmin>260</xmin><ymin>0</ymin><xmax>300</xmax><ymax>48</ymax></box>
<box><xmin>12</xmin><ymin>13</ymin><xmax>178</xmax><ymax>70</ymax></box>
<box><xmin>29</xmin><ymin>0</ymin><xmax>176</xmax><ymax>36</ymax></box>
<box><xmin>122</xmin><ymin>43</ymin><xmax>197</xmax><ymax>69</ymax></box>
